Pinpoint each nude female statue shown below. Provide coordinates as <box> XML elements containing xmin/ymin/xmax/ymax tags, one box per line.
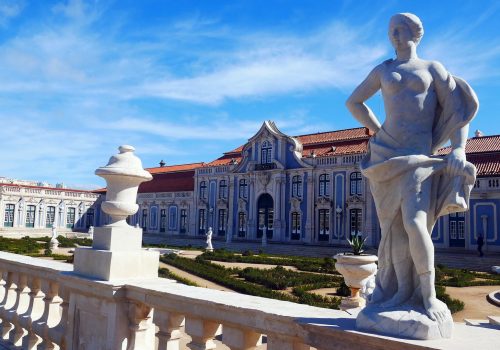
<box><xmin>346</xmin><ymin>13</ymin><xmax>478</xmax><ymax>328</ymax></box>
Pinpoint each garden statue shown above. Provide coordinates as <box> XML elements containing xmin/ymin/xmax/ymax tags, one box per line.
<box><xmin>88</xmin><ymin>225</ymin><xmax>94</xmax><ymax>239</ymax></box>
<box><xmin>346</xmin><ymin>12</ymin><xmax>478</xmax><ymax>339</ymax></box>
<box><xmin>206</xmin><ymin>227</ymin><xmax>214</xmax><ymax>251</ymax></box>
<box><xmin>50</xmin><ymin>224</ymin><xmax>59</xmax><ymax>249</ymax></box>
<box><xmin>261</xmin><ymin>226</ymin><xmax>267</xmax><ymax>247</ymax></box>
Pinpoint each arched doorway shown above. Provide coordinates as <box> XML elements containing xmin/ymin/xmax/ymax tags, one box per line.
<box><xmin>257</xmin><ymin>193</ymin><xmax>274</xmax><ymax>238</ymax></box>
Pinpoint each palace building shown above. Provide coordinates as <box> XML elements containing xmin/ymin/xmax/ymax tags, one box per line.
<box><xmin>112</xmin><ymin>122</ymin><xmax>500</xmax><ymax>252</ymax></box>
<box><xmin>0</xmin><ymin>178</ymin><xmax>101</xmax><ymax>236</ymax></box>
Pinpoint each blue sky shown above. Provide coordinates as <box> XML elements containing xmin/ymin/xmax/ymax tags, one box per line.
<box><xmin>0</xmin><ymin>0</ymin><xmax>499</xmax><ymax>189</ymax></box>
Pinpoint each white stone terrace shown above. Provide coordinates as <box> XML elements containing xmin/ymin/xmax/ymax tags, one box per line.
<box><xmin>0</xmin><ymin>251</ymin><xmax>499</xmax><ymax>350</ymax></box>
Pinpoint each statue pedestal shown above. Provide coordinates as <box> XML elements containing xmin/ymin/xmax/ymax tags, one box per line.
<box><xmin>356</xmin><ymin>304</ymin><xmax>453</xmax><ymax>340</ymax></box>
<box><xmin>74</xmin><ymin>226</ymin><xmax>159</xmax><ymax>281</ymax></box>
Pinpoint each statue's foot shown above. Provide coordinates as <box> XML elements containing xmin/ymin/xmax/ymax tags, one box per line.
<box><xmin>423</xmin><ymin>297</ymin><xmax>450</xmax><ymax>323</ymax></box>
<box><xmin>380</xmin><ymin>288</ymin><xmax>412</xmax><ymax>308</ymax></box>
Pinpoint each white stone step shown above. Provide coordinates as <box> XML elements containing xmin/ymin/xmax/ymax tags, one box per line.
<box><xmin>464</xmin><ymin>319</ymin><xmax>488</xmax><ymax>326</ymax></box>
<box><xmin>487</xmin><ymin>315</ymin><xmax>500</xmax><ymax>325</ymax></box>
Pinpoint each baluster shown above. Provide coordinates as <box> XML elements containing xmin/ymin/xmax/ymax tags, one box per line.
<box><xmin>128</xmin><ymin>301</ymin><xmax>155</xmax><ymax>349</ymax></box>
<box><xmin>11</xmin><ymin>273</ymin><xmax>30</xmax><ymax>346</ymax></box>
<box><xmin>222</xmin><ymin>325</ymin><xmax>261</xmax><ymax>350</ymax></box>
<box><xmin>0</xmin><ymin>270</ymin><xmax>6</xmax><ymax>302</ymax></box>
<box><xmin>185</xmin><ymin>317</ymin><xmax>219</xmax><ymax>350</ymax></box>
<box><xmin>48</xmin><ymin>285</ymin><xmax>69</xmax><ymax>349</ymax></box>
<box><xmin>1</xmin><ymin>272</ymin><xmax>17</xmax><ymax>341</ymax></box>
<box><xmin>267</xmin><ymin>334</ymin><xmax>310</xmax><ymax>350</ymax></box>
<box><xmin>22</xmin><ymin>276</ymin><xmax>45</xmax><ymax>350</ymax></box>
<box><xmin>32</xmin><ymin>280</ymin><xmax>61</xmax><ymax>350</ymax></box>
<box><xmin>154</xmin><ymin>309</ymin><xmax>184</xmax><ymax>350</ymax></box>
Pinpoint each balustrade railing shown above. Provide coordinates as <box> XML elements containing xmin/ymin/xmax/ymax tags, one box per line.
<box><xmin>1</xmin><ymin>251</ymin><xmax>494</xmax><ymax>350</ymax></box>
<box><xmin>0</xmin><ymin>251</ymin><xmax>353</xmax><ymax>350</ymax></box>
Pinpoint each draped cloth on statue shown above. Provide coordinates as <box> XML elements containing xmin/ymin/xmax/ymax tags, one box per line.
<box><xmin>360</xmin><ymin>76</ymin><xmax>478</xmax><ymax>308</ymax></box>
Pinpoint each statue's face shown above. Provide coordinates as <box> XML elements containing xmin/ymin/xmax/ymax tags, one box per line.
<box><xmin>389</xmin><ymin>18</ymin><xmax>414</xmax><ymax>50</ymax></box>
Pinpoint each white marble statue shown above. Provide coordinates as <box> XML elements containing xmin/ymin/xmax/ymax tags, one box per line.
<box><xmin>50</xmin><ymin>224</ymin><xmax>59</xmax><ymax>249</ymax></box>
<box><xmin>206</xmin><ymin>227</ymin><xmax>214</xmax><ymax>251</ymax></box>
<box><xmin>261</xmin><ymin>226</ymin><xmax>267</xmax><ymax>246</ymax></box>
<box><xmin>88</xmin><ymin>225</ymin><xmax>94</xmax><ymax>239</ymax></box>
<box><xmin>346</xmin><ymin>13</ymin><xmax>478</xmax><ymax>339</ymax></box>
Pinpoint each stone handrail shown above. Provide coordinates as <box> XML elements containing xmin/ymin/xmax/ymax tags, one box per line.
<box><xmin>0</xmin><ymin>251</ymin><xmax>498</xmax><ymax>350</ymax></box>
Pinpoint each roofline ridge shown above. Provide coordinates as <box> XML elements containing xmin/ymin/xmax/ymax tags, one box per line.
<box><xmin>293</xmin><ymin>126</ymin><xmax>369</xmax><ymax>138</ymax></box>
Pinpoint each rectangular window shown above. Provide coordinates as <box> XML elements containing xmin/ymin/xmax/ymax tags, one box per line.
<box><xmin>180</xmin><ymin>209</ymin><xmax>187</xmax><ymax>233</ymax></box>
<box><xmin>168</xmin><ymin>206</ymin><xmax>177</xmax><ymax>231</ymax></box>
<box><xmin>46</xmin><ymin>206</ymin><xmax>55</xmax><ymax>228</ymax></box>
<box><xmin>291</xmin><ymin>212</ymin><xmax>301</xmax><ymax>240</ymax></box>
<box><xmin>198</xmin><ymin>209</ymin><xmax>206</xmax><ymax>235</ymax></box>
<box><xmin>238</xmin><ymin>212</ymin><xmax>246</xmax><ymax>237</ymax></box>
<box><xmin>458</xmin><ymin>221</ymin><xmax>465</xmax><ymax>240</ymax></box>
<box><xmin>350</xmin><ymin>209</ymin><xmax>362</xmax><ymax>236</ymax></box>
<box><xmin>142</xmin><ymin>209</ymin><xmax>147</xmax><ymax>229</ymax></box>
<box><xmin>318</xmin><ymin>209</ymin><xmax>330</xmax><ymax>241</ymax></box>
<box><xmin>267</xmin><ymin>208</ymin><xmax>274</xmax><ymax>230</ymax></box>
<box><xmin>25</xmin><ymin>205</ymin><xmax>36</xmax><ymax>228</ymax></box>
<box><xmin>160</xmin><ymin>209</ymin><xmax>166</xmax><ymax>232</ymax></box>
<box><xmin>66</xmin><ymin>207</ymin><xmax>76</xmax><ymax>228</ymax></box>
<box><xmin>4</xmin><ymin>204</ymin><xmax>15</xmax><ymax>227</ymax></box>
<box><xmin>450</xmin><ymin>221</ymin><xmax>457</xmax><ymax>239</ymax></box>
<box><xmin>85</xmin><ymin>208</ymin><xmax>94</xmax><ymax>228</ymax></box>
<box><xmin>218</xmin><ymin>209</ymin><xmax>226</xmax><ymax>235</ymax></box>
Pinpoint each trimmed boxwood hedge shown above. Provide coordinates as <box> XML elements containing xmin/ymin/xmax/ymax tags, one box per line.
<box><xmin>200</xmin><ymin>249</ymin><xmax>338</xmax><ymax>274</ymax></box>
<box><xmin>238</xmin><ymin>265</ymin><xmax>341</xmax><ymax>290</ymax></box>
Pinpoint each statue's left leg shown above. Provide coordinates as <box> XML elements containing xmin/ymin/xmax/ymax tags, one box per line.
<box><xmin>401</xmin><ymin>181</ymin><xmax>450</xmax><ymax>322</ymax></box>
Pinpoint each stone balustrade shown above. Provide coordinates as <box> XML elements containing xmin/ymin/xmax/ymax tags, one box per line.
<box><xmin>0</xmin><ymin>251</ymin><xmax>499</xmax><ymax>350</ymax></box>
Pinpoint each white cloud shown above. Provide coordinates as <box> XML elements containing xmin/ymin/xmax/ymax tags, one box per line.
<box><xmin>0</xmin><ymin>0</ymin><xmax>24</xmax><ymax>26</ymax></box>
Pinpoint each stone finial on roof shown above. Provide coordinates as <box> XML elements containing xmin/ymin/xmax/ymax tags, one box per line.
<box><xmin>475</xmin><ymin>130</ymin><xmax>484</xmax><ymax>138</ymax></box>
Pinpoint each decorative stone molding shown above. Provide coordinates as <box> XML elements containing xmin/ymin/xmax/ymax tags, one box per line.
<box><xmin>316</xmin><ymin>196</ymin><xmax>332</xmax><ymax>208</ymax></box>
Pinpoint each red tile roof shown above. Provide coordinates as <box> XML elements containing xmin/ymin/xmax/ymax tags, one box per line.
<box><xmin>467</xmin><ymin>153</ymin><xmax>500</xmax><ymax>177</ymax></box>
<box><xmin>139</xmin><ymin>170</ymin><xmax>196</xmax><ymax>193</ymax></box>
<box><xmin>437</xmin><ymin>135</ymin><xmax>500</xmax><ymax>155</ymax></box>
<box><xmin>296</xmin><ymin>127</ymin><xmax>372</xmax><ymax>145</ymax></box>
<box><xmin>146</xmin><ymin>162</ymin><xmax>204</xmax><ymax>174</ymax></box>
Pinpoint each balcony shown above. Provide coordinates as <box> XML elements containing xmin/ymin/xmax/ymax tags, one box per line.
<box><xmin>0</xmin><ymin>250</ymin><xmax>498</xmax><ymax>350</ymax></box>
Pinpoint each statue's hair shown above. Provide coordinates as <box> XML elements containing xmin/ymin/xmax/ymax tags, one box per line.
<box><xmin>390</xmin><ymin>13</ymin><xmax>424</xmax><ymax>44</ymax></box>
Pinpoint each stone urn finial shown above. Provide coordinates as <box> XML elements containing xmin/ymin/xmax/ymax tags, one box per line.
<box><xmin>96</xmin><ymin>145</ymin><xmax>152</xmax><ymax>227</ymax></box>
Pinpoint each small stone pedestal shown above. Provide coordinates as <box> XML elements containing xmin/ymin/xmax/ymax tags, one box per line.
<box><xmin>74</xmin><ymin>226</ymin><xmax>159</xmax><ymax>280</ymax></box>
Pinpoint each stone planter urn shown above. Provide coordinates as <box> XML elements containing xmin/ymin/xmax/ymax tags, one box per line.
<box><xmin>334</xmin><ymin>253</ymin><xmax>378</xmax><ymax>310</ymax></box>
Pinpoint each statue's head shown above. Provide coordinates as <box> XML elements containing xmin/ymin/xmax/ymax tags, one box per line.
<box><xmin>389</xmin><ymin>13</ymin><xmax>424</xmax><ymax>49</ymax></box>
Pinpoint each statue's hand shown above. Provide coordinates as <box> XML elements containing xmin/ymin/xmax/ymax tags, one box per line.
<box><xmin>446</xmin><ymin>147</ymin><xmax>466</xmax><ymax>177</ymax></box>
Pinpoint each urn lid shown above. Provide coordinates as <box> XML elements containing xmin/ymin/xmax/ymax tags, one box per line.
<box><xmin>95</xmin><ymin>145</ymin><xmax>153</xmax><ymax>180</ymax></box>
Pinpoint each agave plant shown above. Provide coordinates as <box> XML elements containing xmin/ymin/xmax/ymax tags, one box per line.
<box><xmin>347</xmin><ymin>234</ymin><xmax>367</xmax><ymax>255</ymax></box>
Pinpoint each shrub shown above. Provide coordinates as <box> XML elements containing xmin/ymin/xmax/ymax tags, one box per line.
<box><xmin>436</xmin><ymin>285</ymin><xmax>464</xmax><ymax>314</ymax></box>
<box><xmin>238</xmin><ymin>266</ymin><xmax>340</xmax><ymax>290</ymax></box>
<box><xmin>158</xmin><ymin>268</ymin><xmax>199</xmax><ymax>286</ymax></box>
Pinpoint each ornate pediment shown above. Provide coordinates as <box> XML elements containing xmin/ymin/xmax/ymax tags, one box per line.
<box><xmin>346</xmin><ymin>195</ymin><xmax>364</xmax><ymax>206</ymax></box>
<box><xmin>198</xmin><ymin>198</ymin><xmax>208</xmax><ymax>207</ymax></box>
<box><xmin>316</xmin><ymin>196</ymin><xmax>332</xmax><ymax>207</ymax></box>
<box><xmin>238</xmin><ymin>198</ymin><xmax>247</xmax><ymax>211</ymax></box>
<box><xmin>217</xmin><ymin>198</ymin><xmax>228</xmax><ymax>207</ymax></box>
<box><xmin>290</xmin><ymin>197</ymin><xmax>302</xmax><ymax>211</ymax></box>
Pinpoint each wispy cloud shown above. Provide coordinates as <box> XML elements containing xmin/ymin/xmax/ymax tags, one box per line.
<box><xmin>1</xmin><ymin>1</ymin><xmax>499</xmax><ymax>186</ymax></box>
<box><xmin>0</xmin><ymin>0</ymin><xmax>24</xmax><ymax>26</ymax></box>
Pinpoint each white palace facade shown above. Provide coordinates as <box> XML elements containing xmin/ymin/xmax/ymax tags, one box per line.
<box><xmin>127</xmin><ymin>121</ymin><xmax>500</xmax><ymax>253</ymax></box>
<box><xmin>0</xmin><ymin>178</ymin><xmax>101</xmax><ymax>236</ymax></box>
